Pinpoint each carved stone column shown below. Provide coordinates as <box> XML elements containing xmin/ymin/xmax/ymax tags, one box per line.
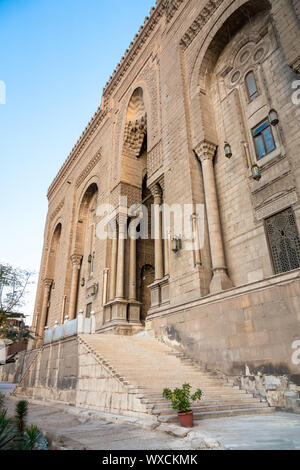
<box><xmin>163</xmin><ymin>206</ymin><xmax>170</xmax><ymax>276</ymax></box>
<box><xmin>196</xmin><ymin>140</ymin><xmax>233</xmax><ymax>293</ymax></box>
<box><xmin>115</xmin><ymin>215</ymin><xmax>127</xmax><ymax>299</ymax></box>
<box><xmin>109</xmin><ymin>224</ymin><xmax>118</xmax><ymax>301</ymax></box>
<box><xmin>68</xmin><ymin>254</ymin><xmax>82</xmax><ymax>320</ymax></box>
<box><xmin>103</xmin><ymin>268</ymin><xmax>109</xmax><ymax>305</ymax></box>
<box><xmin>38</xmin><ymin>278</ymin><xmax>53</xmax><ymax>340</ymax></box>
<box><xmin>128</xmin><ymin>222</ymin><xmax>137</xmax><ymax>301</ymax></box>
<box><xmin>128</xmin><ymin>220</ymin><xmax>141</xmax><ymax>323</ymax></box>
<box><xmin>151</xmin><ymin>183</ymin><xmax>164</xmax><ymax>281</ymax></box>
<box><xmin>192</xmin><ymin>214</ymin><xmax>202</xmax><ymax>266</ymax></box>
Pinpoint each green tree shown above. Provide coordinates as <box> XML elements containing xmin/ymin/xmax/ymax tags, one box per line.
<box><xmin>0</xmin><ymin>263</ymin><xmax>34</xmax><ymax>342</ymax></box>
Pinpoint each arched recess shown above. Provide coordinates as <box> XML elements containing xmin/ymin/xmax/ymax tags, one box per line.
<box><xmin>188</xmin><ymin>0</ymin><xmax>274</xmax><ymax>291</ymax></box>
<box><xmin>70</xmin><ymin>182</ymin><xmax>98</xmax><ymax>319</ymax></box>
<box><xmin>106</xmin><ymin>86</ymin><xmax>163</xmax><ymax>326</ymax></box>
<box><xmin>189</xmin><ymin>0</ymin><xmax>272</xmax><ymax>149</ymax></box>
<box><xmin>47</xmin><ymin>222</ymin><xmax>62</xmax><ymax>281</ymax></box>
<box><xmin>37</xmin><ymin>222</ymin><xmax>62</xmax><ymax>332</ymax></box>
<box><xmin>120</xmin><ymin>87</ymin><xmax>148</xmax><ymax>188</ymax></box>
<box><xmin>74</xmin><ymin>182</ymin><xmax>98</xmax><ymax>256</ymax></box>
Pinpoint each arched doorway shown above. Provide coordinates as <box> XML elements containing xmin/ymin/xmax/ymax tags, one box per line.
<box><xmin>139</xmin><ymin>264</ymin><xmax>155</xmax><ymax>323</ymax></box>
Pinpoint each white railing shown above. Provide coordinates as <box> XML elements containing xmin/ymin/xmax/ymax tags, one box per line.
<box><xmin>44</xmin><ymin>311</ymin><xmax>95</xmax><ymax>344</ymax></box>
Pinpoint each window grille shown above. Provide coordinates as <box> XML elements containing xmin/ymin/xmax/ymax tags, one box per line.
<box><xmin>266</xmin><ymin>208</ymin><xmax>300</xmax><ymax>274</ymax></box>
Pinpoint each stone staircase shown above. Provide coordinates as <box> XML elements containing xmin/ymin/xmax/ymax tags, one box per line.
<box><xmin>79</xmin><ymin>334</ymin><xmax>274</xmax><ymax>423</ymax></box>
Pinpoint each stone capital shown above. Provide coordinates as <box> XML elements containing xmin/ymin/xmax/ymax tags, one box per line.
<box><xmin>43</xmin><ymin>278</ymin><xmax>53</xmax><ymax>289</ymax></box>
<box><xmin>70</xmin><ymin>254</ymin><xmax>83</xmax><ymax>266</ymax></box>
<box><xmin>194</xmin><ymin>140</ymin><xmax>217</xmax><ymax>163</ymax></box>
<box><xmin>149</xmin><ymin>182</ymin><xmax>162</xmax><ymax>200</ymax></box>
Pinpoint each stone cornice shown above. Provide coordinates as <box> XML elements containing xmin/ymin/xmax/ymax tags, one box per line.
<box><xmin>180</xmin><ymin>0</ymin><xmax>225</xmax><ymax>50</ymax></box>
<box><xmin>102</xmin><ymin>1</ymin><xmax>167</xmax><ymax>98</ymax></box>
<box><xmin>46</xmin><ymin>0</ymin><xmax>187</xmax><ymax>202</ymax></box>
<box><xmin>47</xmin><ymin>109</ymin><xmax>107</xmax><ymax>200</ymax></box>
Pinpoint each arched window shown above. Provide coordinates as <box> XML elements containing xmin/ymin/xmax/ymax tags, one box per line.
<box><xmin>245</xmin><ymin>71</ymin><xmax>259</xmax><ymax>101</ymax></box>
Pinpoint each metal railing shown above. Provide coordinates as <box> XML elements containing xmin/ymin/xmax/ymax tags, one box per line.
<box><xmin>43</xmin><ymin>311</ymin><xmax>96</xmax><ymax>344</ymax></box>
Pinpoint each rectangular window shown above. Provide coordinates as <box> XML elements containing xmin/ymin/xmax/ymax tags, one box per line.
<box><xmin>253</xmin><ymin>119</ymin><xmax>276</xmax><ymax>159</ymax></box>
<box><xmin>265</xmin><ymin>208</ymin><xmax>300</xmax><ymax>274</ymax></box>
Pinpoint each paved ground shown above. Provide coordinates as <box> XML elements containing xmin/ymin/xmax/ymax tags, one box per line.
<box><xmin>197</xmin><ymin>412</ymin><xmax>300</xmax><ymax>450</ymax></box>
<box><xmin>2</xmin><ymin>388</ymin><xmax>300</xmax><ymax>450</ymax></box>
<box><xmin>3</xmin><ymin>397</ymin><xmax>191</xmax><ymax>450</ymax></box>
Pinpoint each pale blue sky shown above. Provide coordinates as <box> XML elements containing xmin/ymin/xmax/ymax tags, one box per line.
<box><xmin>0</xmin><ymin>0</ymin><xmax>155</xmax><ymax>322</ymax></box>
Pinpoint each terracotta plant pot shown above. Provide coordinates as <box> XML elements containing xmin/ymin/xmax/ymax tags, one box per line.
<box><xmin>178</xmin><ymin>410</ymin><xmax>193</xmax><ymax>428</ymax></box>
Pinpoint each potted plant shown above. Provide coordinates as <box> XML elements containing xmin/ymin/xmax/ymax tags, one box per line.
<box><xmin>163</xmin><ymin>383</ymin><xmax>203</xmax><ymax>428</ymax></box>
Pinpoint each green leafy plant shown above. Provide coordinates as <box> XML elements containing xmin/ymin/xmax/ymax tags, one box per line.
<box><xmin>15</xmin><ymin>425</ymin><xmax>45</xmax><ymax>450</ymax></box>
<box><xmin>0</xmin><ymin>400</ymin><xmax>47</xmax><ymax>450</ymax></box>
<box><xmin>0</xmin><ymin>392</ymin><xmax>5</xmax><ymax>410</ymax></box>
<box><xmin>15</xmin><ymin>400</ymin><xmax>28</xmax><ymax>435</ymax></box>
<box><xmin>0</xmin><ymin>409</ymin><xmax>16</xmax><ymax>450</ymax></box>
<box><xmin>163</xmin><ymin>383</ymin><xmax>203</xmax><ymax>413</ymax></box>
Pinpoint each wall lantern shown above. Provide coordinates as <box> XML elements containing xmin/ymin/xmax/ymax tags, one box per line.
<box><xmin>224</xmin><ymin>142</ymin><xmax>232</xmax><ymax>159</ymax></box>
<box><xmin>88</xmin><ymin>254</ymin><xmax>92</xmax><ymax>263</ymax></box>
<box><xmin>81</xmin><ymin>277</ymin><xmax>85</xmax><ymax>287</ymax></box>
<box><xmin>251</xmin><ymin>164</ymin><xmax>261</xmax><ymax>181</ymax></box>
<box><xmin>171</xmin><ymin>237</ymin><xmax>181</xmax><ymax>253</ymax></box>
<box><xmin>268</xmin><ymin>108</ymin><xmax>279</xmax><ymax>126</ymax></box>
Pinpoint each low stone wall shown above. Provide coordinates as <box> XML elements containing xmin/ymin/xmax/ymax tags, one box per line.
<box><xmin>147</xmin><ymin>270</ymin><xmax>300</xmax><ymax>410</ymax></box>
<box><xmin>14</xmin><ymin>336</ymin><xmax>150</xmax><ymax>420</ymax></box>
<box><xmin>0</xmin><ymin>349</ymin><xmax>37</xmax><ymax>383</ymax></box>
<box><xmin>233</xmin><ymin>371</ymin><xmax>300</xmax><ymax>413</ymax></box>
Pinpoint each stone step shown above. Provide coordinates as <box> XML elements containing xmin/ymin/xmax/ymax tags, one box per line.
<box><xmin>152</xmin><ymin>402</ymin><xmax>267</xmax><ymax>415</ymax></box>
<box><xmin>128</xmin><ymin>387</ymin><xmax>249</xmax><ymax>396</ymax></box>
<box><xmin>149</xmin><ymin>397</ymin><xmax>262</xmax><ymax>410</ymax></box>
<box><xmin>79</xmin><ymin>334</ymin><xmax>274</xmax><ymax>422</ymax></box>
<box><xmin>158</xmin><ymin>407</ymin><xmax>275</xmax><ymax>423</ymax></box>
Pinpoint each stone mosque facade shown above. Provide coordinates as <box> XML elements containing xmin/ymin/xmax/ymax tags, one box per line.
<box><xmin>4</xmin><ymin>0</ymin><xmax>300</xmax><ymax>417</ymax></box>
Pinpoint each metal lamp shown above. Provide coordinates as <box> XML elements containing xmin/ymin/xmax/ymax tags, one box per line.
<box><xmin>268</xmin><ymin>108</ymin><xmax>279</xmax><ymax>126</ymax></box>
<box><xmin>251</xmin><ymin>164</ymin><xmax>261</xmax><ymax>181</ymax></box>
<box><xmin>171</xmin><ymin>237</ymin><xmax>181</xmax><ymax>253</ymax></box>
<box><xmin>224</xmin><ymin>142</ymin><xmax>232</xmax><ymax>159</ymax></box>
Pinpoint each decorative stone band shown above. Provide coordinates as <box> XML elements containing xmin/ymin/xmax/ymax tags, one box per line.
<box><xmin>256</xmin><ymin>190</ymin><xmax>298</xmax><ymax>221</ymax></box>
<box><xmin>75</xmin><ymin>149</ymin><xmax>102</xmax><ymax>189</ymax></box>
<box><xmin>49</xmin><ymin>198</ymin><xmax>65</xmax><ymax>222</ymax></box>
<box><xmin>180</xmin><ymin>0</ymin><xmax>225</xmax><ymax>50</ymax></box>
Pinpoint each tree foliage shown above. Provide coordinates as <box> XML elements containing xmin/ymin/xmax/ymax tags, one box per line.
<box><xmin>0</xmin><ymin>263</ymin><xmax>34</xmax><ymax>342</ymax></box>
